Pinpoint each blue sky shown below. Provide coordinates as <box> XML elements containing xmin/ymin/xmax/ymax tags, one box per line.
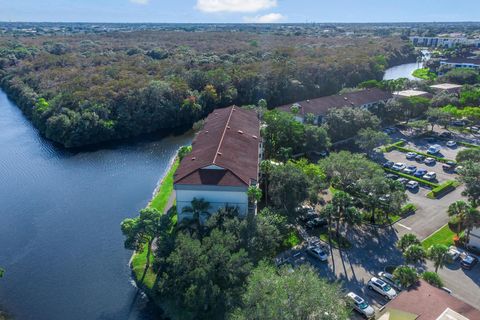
<box><xmin>1</xmin><ymin>0</ymin><xmax>479</xmax><ymax>23</ymax></box>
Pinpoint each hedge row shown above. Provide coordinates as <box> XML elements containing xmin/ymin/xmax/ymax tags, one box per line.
<box><xmin>459</xmin><ymin>141</ymin><xmax>480</xmax><ymax>150</ymax></box>
<box><xmin>384</xmin><ymin>168</ymin><xmax>439</xmax><ymax>188</ymax></box>
<box><xmin>382</xmin><ymin>140</ymin><xmax>406</xmax><ymax>152</ymax></box>
<box><xmin>426</xmin><ymin>181</ymin><xmax>459</xmax><ymax>199</ymax></box>
<box><xmin>395</xmin><ymin>146</ymin><xmax>456</xmax><ymax>164</ymax></box>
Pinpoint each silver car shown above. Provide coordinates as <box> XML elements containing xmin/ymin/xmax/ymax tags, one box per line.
<box><xmin>368</xmin><ymin>277</ymin><xmax>397</xmax><ymax>300</ymax></box>
<box><xmin>346</xmin><ymin>292</ymin><xmax>375</xmax><ymax>319</ymax></box>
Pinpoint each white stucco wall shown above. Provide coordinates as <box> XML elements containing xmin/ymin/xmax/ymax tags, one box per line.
<box><xmin>175</xmin><ymin>186</ymin><xmax>248</xmax><ymax>221</ymax></box>
<box><xmin>469</xmin><ymin>227</ymin><xmax>480</xmax><ymax>249</ymax></box>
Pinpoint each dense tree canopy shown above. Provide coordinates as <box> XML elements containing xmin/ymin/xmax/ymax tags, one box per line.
<box><xmin>231</xmin><ymin>263</ymin><xmax>350</xmax><ymax>320</ymax></box>
<box><xmin>325</xmin><ymin>106</ymin><xmax>380</xmax><ymax>141</ymax></box>
<box><xmin>0</xmin><ymin>32</ymin><xmax>414</xmax><ymax>147</ymax></box>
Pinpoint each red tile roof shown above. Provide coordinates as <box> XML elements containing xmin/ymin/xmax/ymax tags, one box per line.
<box><xmin>277</xmin><ymin>88</ymin><xmax>392</xmax><ymax>117</ymax></box>
<box><xmin>386</xmin><ymin>280</ymin><xmax>480</xmax><ymax>320</ymax></box>
<box><xmin>174</xmin><ymin>106</ymin><xmax>260</xmax><ymax>187</ymax></box>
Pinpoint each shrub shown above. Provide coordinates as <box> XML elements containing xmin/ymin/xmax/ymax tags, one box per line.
<box><xmin>426</xmin><ymin>181</ymin><xmax>458</xmax><ymax>199</ymax></box>
<box><xmin>458</xmin><ymin>141</ymin><xmax>480</xmax><ymax>150</ymax></box>
<box><xmin>382</xmin><ymin>140</ymin><xmax>406</xmax><ymax>152</ymax></box>
<box><xmin>401</xmin><ymin>203</ymin><xmax>417</xmax><ymax>215</ymax></box>
<box><xmin>422</xmin><ymin>271</ymin><xmax>444</xmax><ymax>288</ymax></box>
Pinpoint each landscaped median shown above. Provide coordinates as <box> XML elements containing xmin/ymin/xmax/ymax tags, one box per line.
<box><xmin>426</xmin><ymin>180</ymin><xmax>461</xmax><ymax>199</ymax></box>
<box><xmin>421</xmin><ymin>224</ymin><xmax>456</xmax><ymax>250</ymax></box>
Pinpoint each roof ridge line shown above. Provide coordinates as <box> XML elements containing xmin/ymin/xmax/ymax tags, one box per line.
<box><xmin>213</xmin><ymin>106</ymin><xmax>235</xmax><ymax>165</ymax></box>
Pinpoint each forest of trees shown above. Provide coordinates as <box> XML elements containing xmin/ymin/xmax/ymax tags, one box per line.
<box><xmin>0</xmin><ymin>30</ymin><xmax>415</xmax><ymax>147</ymax></box>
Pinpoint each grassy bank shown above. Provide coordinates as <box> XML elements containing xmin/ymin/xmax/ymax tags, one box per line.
<box><xmin>131</xmin><ymin>156</ymin><xmax>179</xmax><ymax>291</ymax></box>
<box><xmin>412</xmin><ymin>68</ymin><xmax>437</xmax><ymax>81</ymax></box>
<box><xmin>422</xmin><ymin>224</ymin><xmax>455</xmax><ymax>249</ymax></box>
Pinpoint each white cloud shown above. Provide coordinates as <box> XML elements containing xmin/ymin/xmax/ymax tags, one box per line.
<box><xmin>130</xmin><ymin>0</ymin><xmax>149</xmax><ymax>4</ymax></box>
<box><xmin>244</xmin><ymin>13</ymin><xmax>285</xmax><ymax>23</ymax></box>
<box><xmin>196</xmin><ymin>0</ymin><xmax>277</xmax><ymax>13</ymax></box>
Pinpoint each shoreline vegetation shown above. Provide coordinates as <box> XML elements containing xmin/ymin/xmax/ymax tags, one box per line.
<box><xmin>0</xmin><ymin>30</ymin><xmax>415</xmax><ymax>148</ymax></box>
<box><xmin>412</xmin><ymin>68</ymin><xmax>437</xmax><ymax>81</ymax></box>
<box><xmin>130</xmin><ymin>152</ymin><xmax>180</xmax><ymax>314</ymax></box>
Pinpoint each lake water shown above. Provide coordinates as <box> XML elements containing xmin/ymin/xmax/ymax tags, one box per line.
<box><xmin>383</xmin><ymin>61</ymin><xmax>423</xmax><ymax>80</ymax></box>
<box><xmin>0</xmin><ymin>90</ymin><xmax>193</xmax><ymax>320</ymax></box>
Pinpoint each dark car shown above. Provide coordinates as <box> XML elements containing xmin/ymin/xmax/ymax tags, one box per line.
<box><xmin>442</xmin><ymin>164</ymin><xmax>454</xmax><ymax>172</ymax></box>
<box><xmin>440</xmin><ymin>132</ymin><xmax>453</xmax><ymax>139</ymax></box>
<box><xmin>306</xmin><ymin>217</ymin><xmax>327</xmax><ymax>229</ymax></box>
<box><xmin>414</xmin><ymin>168</ymin><xmax>427</xmax><ymax>178</ymax></box>
<box><xmin>397</xmin><ymin>177</ymin><xmax>409</xmax><ymax>185</ymax></box>
<box><xmin>460</xmin><ymin>254</ymin><xmax>478</xmax><ymax>270</ymax></box>
<box><xmin>385</xmin><ymin>173</ymin><xmax>398</xmax><ymax>180</ymax></box>
<box><xmin>383</xmin><ymin>161</ymin><xmax>394</xmax><ymax>168</ymax></box>
<box><xmin>415</xmin><ymin>154</ymin><xmax>425</xmax><ymax>162</ymax></box>
<box><xmin>446</xmin><ymin>161</ymin><xmax>456</xmax><ymax>167</ymax></box>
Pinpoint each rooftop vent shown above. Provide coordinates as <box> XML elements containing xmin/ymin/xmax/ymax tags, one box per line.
<box><xmin>252</xmin><ymin>135</ymin><xmax>258</xmax><ymax>139</ymax></box>
<box><xmin>191</xmin><ymin>157</ymin><xmax>196</xmax><ymax>161</ymax></box>
<box><xmin>227</xmin><ymin>126</ymin><xmax>231</xmax><ymax>129</ymax></box>
<box><xmin>306</xmin><ymin>100</ymin><xmax>310</xmax><ymax>103</ymax></box>
<box><xmin>217</xmin><ymin>152</ymin><xmax>222</xmax><ymax>156</ymax></box>
<box><xmin>205</xmin><ymin>130</ymin><xmax>209</xmax><ymax>134</ymax></box>
<box><xmin>344</xmin><ymin>97</ymin><xmax>348</xmax><ymax>100</ymax></box>
<box><xmin>238</xmin><ymin>130</ymin><xmax>244</xmax><ymax>134</ymax></box>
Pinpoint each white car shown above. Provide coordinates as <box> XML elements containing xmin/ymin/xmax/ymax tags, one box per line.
<box><xmin>446</xmin><ymin>140</ymin><xmax>457</xmax><ymax>147</ymax></box>
<box><xmin>406</xmin><ymin>152</ymin><xmax>417</xmax><ymax>160</ymax></box>
<box><xmin>406</xmin><ymin>181</ymin><xmax>419</xmax><ymax>189</ymax></box>
<box><xmin>377</xmin><ymin>271</ymin><xmax>403</xmax><ymax>291</ymax></box>
<box><xmin>346</xmin><ymin>292</ymin><xmax>375</xmax><ymax>319</ymax></box>
<box><xmin>424</xmin><ymin>157</ymin><xmax>436</xmax><ymax>165</ymax></box>
<box><xmin>447</xmin><ymin>246</ymin><xmax>462</xmax><ymax>262</ymax></box>
<box><xmin>367</xmin><ymin>277</ymin><xmax>397</xmax><ymax>300</ymax></box>
<box><xmin>392</xmin><ymin>162</ymin><xmax>406</xmax><ymax>171</ymax></box>
<box><xmin>306</xmin><ymin>246</ymin><xmax>328</xmax><ymax>262</ymax></box>
<box><xmin>427</xmin><ymin>144</ymin><xmax>441</xmax><ymax>154</ymax></box>
<box><xmin>423</xmin><ymin>172</ymin><xmax>437</xmax><ymax>181</ymax></box>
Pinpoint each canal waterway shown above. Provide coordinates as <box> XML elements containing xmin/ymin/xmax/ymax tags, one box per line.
<box><xmin>0</xmin><ymin>89</ymin><xmax>193</xmax><ymax>320</ymax></box>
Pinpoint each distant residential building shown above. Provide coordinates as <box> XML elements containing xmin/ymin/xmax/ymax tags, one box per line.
<box><xmin>276</xmin><ymin>88</ymin><xmax>392</xmax><ymax>124</ymax></box>
<box><xmin>393</xmin><ymin>90</ymin><xmax>433</xmax><ymax>99</ymax></box>
<box><xmin>380</xmin><ymin>280</ymin><xmax>480</xmax><ymax>320</ymax></box>
<box><xmin>174</xmin><ymin>106</ymin><xmax>261</xmax><ymax>221</ymax></box>
<box><xmin>430</xmin><ymin>83</ymin><xmax>463</xmax><ymax>94</ymax></box>
<box><xmin>410</xmin><ymin>36</ymin><xmax>480</xmax><ymax>48</ymax></box>
<box><xmin>440</xmin><ymin>58</ymin><xmax>480</xmax><ymax>70</ymax></box>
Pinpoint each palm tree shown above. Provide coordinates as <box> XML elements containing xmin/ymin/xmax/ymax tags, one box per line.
<box><xmin>393</xmin><ymin>265</ymin><xmax>419</xmax><ymax>288</ymax></box>
<box><xmin>330</xmin><ymin>191</ymin><xmax>361</xmax><ymax>240</ymax></box>
<box><xmin>464</xmin><ymin>207</ymin><xmax>480</xmax><ymax>243</ymax></box>
<box><xmin>403</xmin><ymin>244</ymin><xmax>426</xmax><ymax>265</ymax></box>
<box><xmin>260</xmin><ymin>160</ymin><xmax>273</xmax><ymax>206</ymax></box>
<box><xmin>427</xmin><ymin>244</ymin><xmax>449</xmax><ymax>273</ymax></box>
<box><xmin>397</xmin><ymin>233</ymin><xmax>421</xmax><ymax>252</ymax></box>
<box><xmin>179</xmin><ymin>198</ymin><xmax>211</xmax><ymax>237</ymax></box>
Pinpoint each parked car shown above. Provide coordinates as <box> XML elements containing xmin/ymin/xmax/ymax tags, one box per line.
<box><xmin>442</xmin><ymin>164</ymin><xmax>454</xmax><ymax>172</ymax></box>
<box><xmin>447</xmin><ymin>246</ymin><xmax>462</xmax><ymax>262</ymax></box>
<box><xmin>414</xmin><ymin>168</ymin><xmax>428</xmax><ymax>178</ymax></box>
<box><xmin>403</xmin><ymin>165</ymin><xmax>417</xmax><ymax>175</ymax></box>
<box><xmin>454</xmin><ymin>165</ymin><xmax>464</xmax><ymax>174</ymax></box>
<box><xmin>377</xmin><ymin>271</ymin><xmax>403</xmax><ymax>291</ymax></box>
<box><xmin>415</xmin><ymin>154</ymin><xmax>426</xmax><ymax>162</ymax></box>
<box><xmin>306</xmin><ymin>245</ymin><xmax>328</xmax><ymax>262</ymax></box>
<box><xmin>440</xmin><ymin>132</ymin><xmax>453</xmax><ymax>139</ymax></box>
<box><xmin>367</xmin><ymin>277</ymin><xmax>397</xmax><ymax>300</ymax></box>
<box><xmin>406</xmin><ymin>152</ymin><xmax>417</xmax><ymax>160</ymax></box>
<box><xmin>406</xmin><ymin>181</ymin><xmax>419</xmax><ymax>190</ymax></box>
<box><xmin>392</xmin><ymin>162</ymin><xmax>406</xmax><ymax>171</ymax></box>
<box><xmin>446</xmin><ymin>140</ymin><xmax>457</xmax><ymax>147</ymax></box>
<box><xmin>306</xmin><ymin>217</ymin><xmax>327</xmax><ymax>229</ymax></box>
<box><xmin>470</xmin><ymin>126</ymin><xmax>479</xmax><ymax>133</ymax></box>
<box><xmin>383</xmin><ymin>161</ymin><xmax>394</xmax><ymax>168</ymax></box>
<box><xmin>385</xmin><ymin>173</ymin><xmax>398</xmax><ymax>180</ymax></box>
<box><xmin>397</xmin><ymin>177</ymin><xmax>409</xmax><ymax>185</ymax></box>
<box><xmin>424</xmin><ymin>157</ymin><xmax>436</xmax><ymax>165</ymax></box>
<box><xmin>446</xmin><ymin>161</ymin><xmax>456</xmax><ymax>167</ymax></box>
<box><xmin>451</xmin><ymin>120</ymin><xmax>466</xmax><ymax>127</ymax></box>
<box><xmin>460</xmin><ymin>254</ymin><xmax>478</xmax><ymax>270</ymax></box>
<box><xmin>427</xmin><ymin>145</ymin><xmax>441</xmax><ymax>155</ymax></box>
<box><xmin>346</xmin><ymin>292</ymin><xmax>375</xmax><ymax>319</ymax></box>
<box><xmin>423</xmin><ymin>172</ymin><xmax>437</xmax><ymax>181</ymax></box>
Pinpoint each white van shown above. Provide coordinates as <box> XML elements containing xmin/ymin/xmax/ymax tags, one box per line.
<box><xmin>427</xmin><ymin>144</ymin><xmax>441</xmax><ymax>155</ymax></box>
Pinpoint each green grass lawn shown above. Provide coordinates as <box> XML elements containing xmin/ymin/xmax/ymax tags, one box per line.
<box><xmin>131</xmin><ymin>247</ymin><xmax>157</xmax><ymax>289</ymax></box>
<box><xmin>149</xmin><ymin>158</ymin><xmax>180</xmax><ymax>212</ymax></box>
<box><xmin>422</xmin><ymin>224</ymin><xmax>456</xmax><ymax>250</ymax></box>
<box><xmin>412</xmin><ymin>68</ymin><xmax>437</xmax><ymax>81</ymax></box>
